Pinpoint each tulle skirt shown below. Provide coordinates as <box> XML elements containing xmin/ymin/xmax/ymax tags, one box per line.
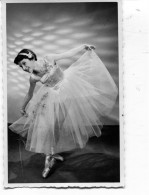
<box><xmin>9</xmin><ymin>50</ymin><xmax>118</xmax><ymax>155</ymax></box>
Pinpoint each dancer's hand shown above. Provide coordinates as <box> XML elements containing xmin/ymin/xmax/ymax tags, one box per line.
<box><xmin>84</xmin><ymin>44</ymin><xmax>95</xmax><ymax>51</ymax></box>
<box><xmin>20</xmin><ymin>109</ymin><xmax>28</xmax><ymax>117</ymax></box>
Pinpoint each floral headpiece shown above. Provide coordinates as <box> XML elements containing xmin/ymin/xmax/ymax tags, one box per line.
<box><xmin>18</xmin><ymin>52</ymin><xmax>32</xmax><ymax>58</ymax></box>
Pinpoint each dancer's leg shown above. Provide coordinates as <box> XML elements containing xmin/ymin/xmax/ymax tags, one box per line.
<box><xmin>42</xmin><ymin>154</ymin><xmax>55</xmax><ymax>178</ymax></box>
<box><xmin>42</xmin><ymin>103</ymin><xmax>67</xmax><ymax>178</ymax></box>
<box><xmin>42</xmin><ymin>152</ymin><xmax>64</xmax><ymax>178</ymax></box>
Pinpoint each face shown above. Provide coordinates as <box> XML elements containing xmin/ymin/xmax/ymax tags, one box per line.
<box><xmin>19</xmin><ymin>58</ymin><xmax>35</xmax><ymax>73</ymax></box>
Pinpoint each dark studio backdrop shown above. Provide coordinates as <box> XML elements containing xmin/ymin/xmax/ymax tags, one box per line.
<box><xmin>7</xmin><ymin>2</ymin><xmax>120</xmax><ymax>183</ymax></box>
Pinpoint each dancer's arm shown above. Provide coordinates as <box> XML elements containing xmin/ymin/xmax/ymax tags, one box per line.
<box><xmin>45</xmin><ymin>44</ymin><xmax>95</xmax><ymax>61</ymax></box>
<box><xmin>20</xmin><ymin>76</ymin><xmax>36</xmax><ymax>115</ymax></box>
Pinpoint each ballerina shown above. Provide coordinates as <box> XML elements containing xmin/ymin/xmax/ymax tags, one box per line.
<box><xmin>9</xmin><ymin>44</ymin><xmax>118</xmax><ymax>178</ymax></box>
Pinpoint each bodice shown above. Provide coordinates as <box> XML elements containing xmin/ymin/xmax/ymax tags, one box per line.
<box><xmin>43</xmin><ymin>65</ymin><xmax>64</xmax><ymax>87</ymax></box>
<box><xmin>31</xmin><ymin>57</ymin><xmax>64</xmax><ymax>87</ymax></box>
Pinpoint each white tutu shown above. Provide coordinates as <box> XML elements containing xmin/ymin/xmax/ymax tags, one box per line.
<box><xmin>9</xmin><ymin>50</ymin><xmax>118</xmax><ymax>155</ymax></box>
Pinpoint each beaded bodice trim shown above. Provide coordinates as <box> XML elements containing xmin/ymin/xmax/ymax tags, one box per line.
<box><xmin>31</xmin><ymin>57</ymin><xmax>64</xmax><ymax>87</ymax></box>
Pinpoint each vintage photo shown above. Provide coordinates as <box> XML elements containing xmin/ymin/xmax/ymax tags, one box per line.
<box><xmin>2</xmin><ymin>0</ymin><xmax>123</xmax><ymax>188</ymax></box>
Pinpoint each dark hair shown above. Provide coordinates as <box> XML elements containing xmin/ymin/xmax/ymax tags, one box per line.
<box><xmin>14</xmin><ymin>49</ymin><xmax>37</xmax><ymax>65</ymax></box>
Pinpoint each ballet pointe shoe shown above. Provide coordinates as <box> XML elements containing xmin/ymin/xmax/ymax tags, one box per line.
<box><xmin>52</xmin><ymin>154</ymin><xmax>64</xmax><ymax>162</ymax></box>
<box><xmin>42</xmin><ymin>167</ymin><xmax>51</xmax><ymax>179</ymax></box>
<box><xmin>42</xmin><ymin>156</ymin><xmax>56</xmax><ymax>179</ymax></box>
<box><xmin>42</xmin><ymin>154</ymin><xmax>64</xmax><ymax>178</ymax></box>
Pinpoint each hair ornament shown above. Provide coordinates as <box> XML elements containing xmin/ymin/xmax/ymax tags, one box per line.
<box><xmin>18</xmin><ymin>52</ymin><xmax>32</xmax><ymax>58</ymax></box>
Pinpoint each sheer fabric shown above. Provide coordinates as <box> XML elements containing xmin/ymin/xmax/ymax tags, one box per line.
<box><xmin>9</xmin><ymin>50</ymin><xmax>118</xmax><ymax>155</ymax></box>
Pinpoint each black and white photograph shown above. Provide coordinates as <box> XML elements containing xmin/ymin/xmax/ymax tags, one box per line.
<box><xmin>2</xmin><ymin>0</ymin><xmax>123</xmax><ymax>188</ymax></box>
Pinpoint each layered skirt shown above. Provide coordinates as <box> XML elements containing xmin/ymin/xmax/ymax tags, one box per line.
<box><xmin>9</xmin><ymin>50</ymin><xmax>118</xmax><ymax>155</ymax></box>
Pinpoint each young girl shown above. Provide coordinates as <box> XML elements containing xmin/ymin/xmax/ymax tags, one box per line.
<box><xmin>9</xmin><ymin>44</ymin><xmax>118</xmax><ymax>178</ymax></box>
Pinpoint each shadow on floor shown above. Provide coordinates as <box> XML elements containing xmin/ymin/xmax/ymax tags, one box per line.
<box><xmin>8</xmin><ymin>125</ymin><xmax>120</xmax><ymax>183</ymax></box>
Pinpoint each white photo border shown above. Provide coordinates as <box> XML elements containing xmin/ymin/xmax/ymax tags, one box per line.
<box><xmin>2</xmin><ymin>0</ymin><xmax>124</xmax><ymax>188</ymax></box>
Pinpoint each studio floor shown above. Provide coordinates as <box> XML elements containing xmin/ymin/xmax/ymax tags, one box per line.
<box><xmin>8</xmin><ymin>125</ymin><xmax>120</xmax><ymax>183</ymax></box>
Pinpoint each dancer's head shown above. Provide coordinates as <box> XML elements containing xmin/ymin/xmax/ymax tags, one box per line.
<box><xmin>14</xmin><ymin>49</ymin><xmax>37</xmax><ymax>73</ymax></box>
